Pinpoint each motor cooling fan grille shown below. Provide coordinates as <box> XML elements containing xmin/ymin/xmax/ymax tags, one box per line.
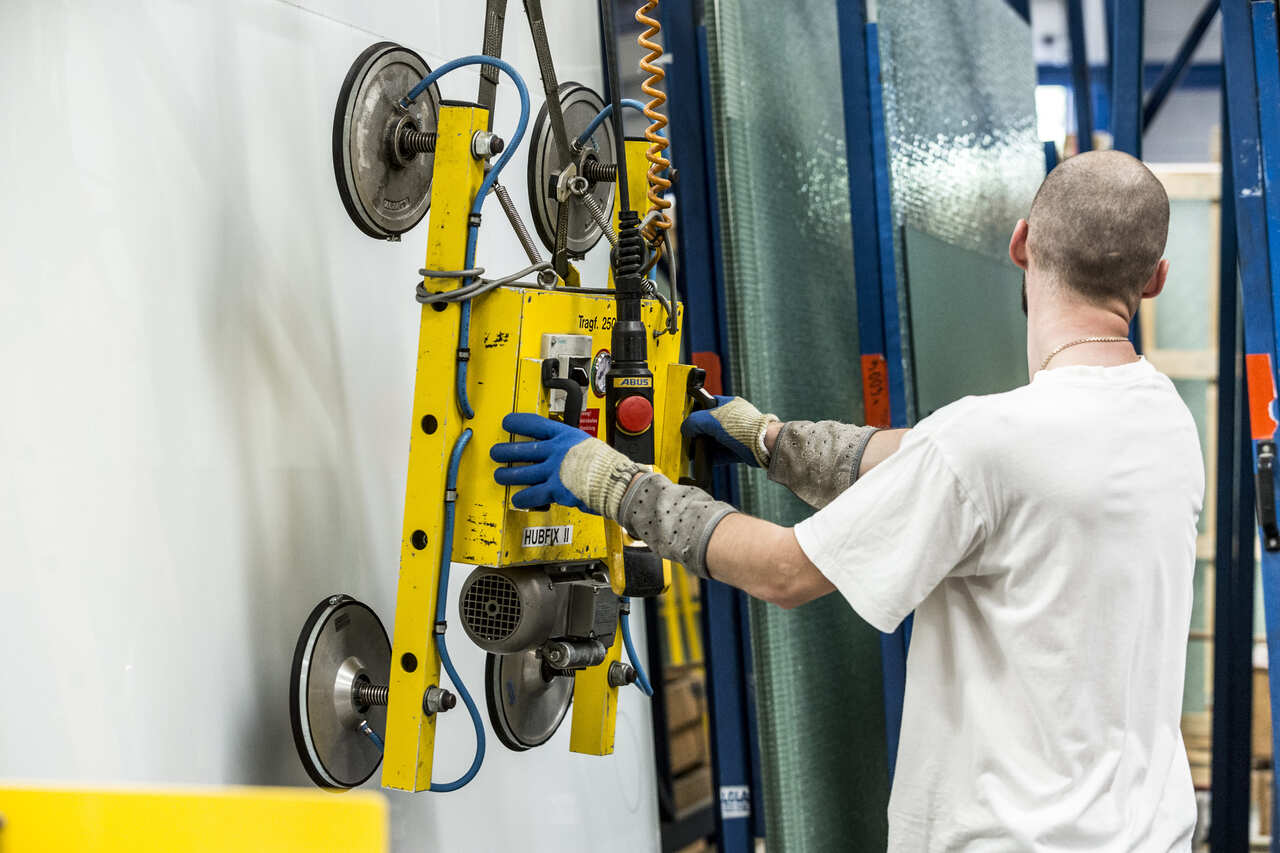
<box><xmin>460</xmin><ymin>574</ymin><xmax>522</xmax><ymax>642</ymax></box>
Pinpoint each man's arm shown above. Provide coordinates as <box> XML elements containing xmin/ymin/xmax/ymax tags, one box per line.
<box><xmin>765</xmin><ymin>422</ymin><xmax>910</xmax><ymax>478</ymax></box>
<box><xmin>495</xmin><ymin>413</ymin><xmax>984</xmax><ymax>633</ymax></box>
<box><xmin>703</xmin><ymin>512</ymin><xmax>833</xmax><ymax>609</ymax></box>
<box><xmin>683</xmin><ymin>397</ymin><xmax>908</xmax><ymax>507</ymax></box>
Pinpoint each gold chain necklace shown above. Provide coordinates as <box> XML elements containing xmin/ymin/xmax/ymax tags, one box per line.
<box><xmin>1039</xmin><ymin>336</ymin><xmax>1131</xmax><ymax>372</ymax></box>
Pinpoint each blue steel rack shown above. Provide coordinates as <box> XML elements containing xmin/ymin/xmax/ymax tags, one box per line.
<box><xmin>1221</xmin><ymin>1</ymin><xmax>1280</xmax><ymax>850</ymax></box>
<box><xmin>834</xmin><ymin>2</ymin><xmax>912</xmax><ymax>782</ymax></box>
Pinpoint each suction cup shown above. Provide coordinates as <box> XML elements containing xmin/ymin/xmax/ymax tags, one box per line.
<box><xmin>289</xmin><ymin>594</ymin><xmax>390</xmax><ymax>789</ymax></box>
<box><xmin>332</xmin><ymin>42</ymin><xmax>440</xmax><ymax>240</ymax></box>
<box><xmin>526</xmin><ymin>82</ymin><xmax>616</xmax><ymax>258</ymax></box>
<box><xmin>485</xmin><ymin>650</ymin><xmax>574</xmax><ymax>751</ymax></box>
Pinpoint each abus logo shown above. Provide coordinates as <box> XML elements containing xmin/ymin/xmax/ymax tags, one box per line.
<box><xmin>616</xmin><ymin>377</ymin><xmax>651</xmax><ymax>388</ymax></box>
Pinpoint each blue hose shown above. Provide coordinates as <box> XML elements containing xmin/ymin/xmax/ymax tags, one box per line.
<box><xmin>359</xmin><ymin>720</ymin><xmax>385</xmax><ymax>751</ymax></box>
<box><xmin>619</xmin><ymin>596</ymin><xmax>653</xmax><ymax>697</ymax></box>
<box><xmin>430</xmin><ymin>633</ymin><xmax>486</xmax><ymax>791</ymax></box>
<box><xmin>399</xmin><ymin>52</ymin><xmax>533</xmax><ymax>793</ymax></box>
<box><xmin>403</xmin><ymin>55</ymin><xmax>532</xmax><ymax>420</ymax></box>
<box><xmin>426</xmin><ymin>428</ymin><xmax>487</xmax><ymax>792</ymax></box>
<box><xmin>576</xmin><ymin>98</ymin><xmax>649</xmax><ymax>147</ymax></box>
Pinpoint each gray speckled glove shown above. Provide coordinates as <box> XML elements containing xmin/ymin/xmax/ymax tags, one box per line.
<box><xmin>767</xmin><ymin>421</ymin><xmax>880</xmax><ymax>509</ymax></box>
<box><xmin>618</xmin><ymin>472</ymin><xmax>736</xmax><ymax>579</ymax></box>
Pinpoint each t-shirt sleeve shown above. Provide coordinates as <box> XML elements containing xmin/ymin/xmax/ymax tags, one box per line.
<box><xmin>793</xmin><ymin>430</ymin><xmax>987</xmax><ymax>633</ymax></box>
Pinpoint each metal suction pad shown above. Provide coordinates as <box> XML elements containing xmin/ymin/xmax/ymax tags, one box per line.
<box><xmin>526</xmin><ymin>82</ymin><xmax>616</xmax><ymax>258</ymax></box>
<box><xmin>332</xmin><ymin>42</ymin><xmax>440</xmax><ymax>239</ymax></box>
<box><xmin>485</xmin><ymin>650</ymin><xmax>574</xmax><ymax>751</ymax></box>
<box><xmin>290</xmin><ymin>594</ymin><xmax>390</xmax><ymax>789</ymax></box>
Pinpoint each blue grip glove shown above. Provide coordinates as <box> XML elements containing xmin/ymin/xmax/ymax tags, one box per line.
<box><xmin>680</xmin><ymin>395</ymin><xmax>779</xmax><ymax>468</ymax></box>
<box><xmin>491</xmin><ymin>413</ymin><xmax>643</xmax><ymax>517</ymax></box>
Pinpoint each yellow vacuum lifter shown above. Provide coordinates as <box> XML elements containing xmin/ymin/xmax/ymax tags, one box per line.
<box><xmin>289</xmin><ymin>36</ymin><xmax>705</xmax><ymax>794</ymax></box>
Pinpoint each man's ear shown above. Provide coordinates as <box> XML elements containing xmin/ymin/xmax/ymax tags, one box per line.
<box><xmin>1009</xmin><ymin>219</ymin><xmax>1030</xmax><ymax>270</ymax></box>
<box><xmin>1141</xmin><ymin>258</ymin><xmax>1169</xmax><ymax>300</ymax></box>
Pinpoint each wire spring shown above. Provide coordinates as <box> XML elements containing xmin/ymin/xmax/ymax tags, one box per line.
<box><xmin>636</xmin><ymin>0</ymin><xmax>672</xmax><ymax>246</ymax></box>
<box><xmin>353</xmin><ymin>680</ymin><xmax>389</xmax><ymax>708</ymax></box>
<box><xmin>493</xmin><ymin>182</ymin><xmax>543</xmax><ymax>265</ymax></box>
<box><xmin>578</xmin><ymin>190</ymin><xmax>618</xmax><ymax>247</ymax></box>
<box><xmin>400</xmin><ymin>129</ymin><xmax>437</xmax><ymax>156</ymax></box>
<box><xmin>581</xmin><ymin>159</ymin><xmax>618</xmax><ymax>183</ymax></box>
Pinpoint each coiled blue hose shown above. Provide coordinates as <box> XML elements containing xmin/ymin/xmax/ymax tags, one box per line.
<box><xmin>619</xmin><ymin>596</ymin><xmax>653</xmax><ymax>697</ymax></box>
<box><xmin>403</xmin><ymin>55</ymin><xmax>532</xmax><ymax>420</ymax></box>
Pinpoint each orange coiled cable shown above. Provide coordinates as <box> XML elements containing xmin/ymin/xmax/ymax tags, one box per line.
<box><xmin>636</xmin><ymin>0</ymin><xmax>672</xmax><ymax>245</ymax></box>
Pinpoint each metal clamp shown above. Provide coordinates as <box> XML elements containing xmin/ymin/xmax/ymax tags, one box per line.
<box><xmin>1257</xmin><ymin>441</ymin><xmax>1280</xmax><ymax>551</ymax></box>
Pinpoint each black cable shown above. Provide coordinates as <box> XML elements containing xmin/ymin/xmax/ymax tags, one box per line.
<box><xmin>597</xmin><ymin>0</ymin><xmax>631</xmax><ymax>214</ymax></box>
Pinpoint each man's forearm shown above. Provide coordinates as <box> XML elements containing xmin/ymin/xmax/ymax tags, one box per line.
<box><xmin>616</xmin><ymin>473</ymin><xmax>834</xmax><ymax>610</ymax></box>
<box><xmin>764</xmin><ymin>423</ymin><xmax>909</xmax><ymax>478</ymax></box>
<box><xmin>703</xmin><ymin>512</ymin><xmax>833</xmax><ymax>609</ymax></box>
<box><xmin>760</xmin><ymin>422</ymin><xmax>910</xmax><ymax>509</ymax></box>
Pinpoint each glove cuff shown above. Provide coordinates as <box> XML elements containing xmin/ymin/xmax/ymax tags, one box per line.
<box><xmin>717</xmin><ymin>399</ymin><xmax>780</xmax><ymax>467</ymax></box>
<box><xmin>561</xmin><ymin>439</ymin><xmax>646</xmax><ymax>520</ymax></box>
<box><xmin>618</xmin><ymin>472</ymin><xmax>737</xmax><ymax>578</ymax></box>
<box><xmin>767</xmin><ymin>421</ymin><xmax>880</xmax><ymax>509</ymax></box>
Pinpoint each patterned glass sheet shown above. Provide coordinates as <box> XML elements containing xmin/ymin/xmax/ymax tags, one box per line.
<box><xmin>878</xmin><ymin>0</ymin><xmax>1042</xmax><ymax>419</ymax></box>
<box><xmin>706</xmin><ymin>0</ymin><xmax>890</xmax><ymax>849</ymax></box>
<box><xmin>705</xmin><ymin>0</ymin><xmax>1041</xmax><ymax>849</ymax></box>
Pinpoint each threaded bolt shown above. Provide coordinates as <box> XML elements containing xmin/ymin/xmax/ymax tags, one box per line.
<box><xmin>581</xmin><ymin>159</ymin><xmax>617</xmax><ymax>183</ymax></box>
<box><xmin>353</xmin><ymin>679</ymin><xmax>389</xmax><ymax>708</ymax></box>
<box><xmin>608</xmin><ymin>661</ymin><xmax>637</xmax><ymax>688</ymax></box>
<box><xmin>424</xmin><ymin>685</ymin><xmax>457</xmax><ymax>715</ymax></box>
<box><xmin>399</xmin><ymin>129</ymin><xmax>437</xmax><ymax>157</ymax></box>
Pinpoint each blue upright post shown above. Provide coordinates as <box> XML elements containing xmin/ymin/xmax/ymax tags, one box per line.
<box><xmin>1068</xmin><ymin>0</ymin><xmax>1095</xmax><ymax>151</ymax></box>
<box><xmin>1111</xmin><ymin>0</ymin><xmax>1145</xmax><ymax>349</ymax></box>
<box><xmin>835</xmin><ymin>0</ymin><xmax>910</xmax><ymax>782</ymax></box>
<box><xmin>664</xmin><ymin>1</ymin><xmax>760</xmax><ymax>848</ymax></box>
<box><xmin>1222</xmin><ymin>4</ymin><xmax>1280</xmax><ymax>849</ymax></box>
<box><xmin>1209</xmin><ymin>97</ymin><xmax>1254</xmax><ymax>853</ymax></box>
<box><xmin>1110</xmin><ymin>0</ymin><xmax>1145</xmax><ymax>158</ymax></box>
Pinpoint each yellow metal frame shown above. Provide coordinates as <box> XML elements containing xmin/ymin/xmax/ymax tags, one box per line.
<box><xmin>382</xmin><ymin>113</ymin><xmax>695</xmax><ymax>782</ymax></box>
<box><xmin>383</xmin><ymin>103</ymin><xmax>489</xmax><ymax>792</ymax></box>
<box><xmin>0</xmin><ymin>786</ymin><xmax>386</xmax><ymax>853</ymax></box>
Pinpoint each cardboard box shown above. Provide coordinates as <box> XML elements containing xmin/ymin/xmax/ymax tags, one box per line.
<box><xmin>673</xmin><ymin>765</ymin><xmax>714</xmax><ymax>815</ymax></box>
<box><xmin>1255</xmin><ymin>666</ymin><xmax>1273</xmax><ymax>767</ymax></box>
<box><xmin>665</xmin><ymin>670</ymin><xmax>706</xmax><ymax>733</ymax></box>
<box><xmin>669</xmin><ymin>724</ymin><xmax>708</xmax><ymax>776</ymax></box>
<box><xmin>1254</xmin><ymin>768</ymin><xmax>1273</xmax><ymax>838</ymax></box>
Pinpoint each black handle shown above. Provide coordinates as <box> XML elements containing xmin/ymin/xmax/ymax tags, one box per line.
<box><xmin>1258</xmin><ymin>441</ymin><xmax>1280</xmax><ymax>552</ymax></box>
<box><xmin>621</xmin><ymin>546</ymin><xmax>666</xmax><ymax>598</ymax></box>
<box><xmin>684</xmin><ymin>368</ymin><xmax>717</xmax><ymax>490</ymax></box>
<box><xmin>542</xmin><ymin>359</ymin><xmax>585</xmax><ymax>428</ymax></box>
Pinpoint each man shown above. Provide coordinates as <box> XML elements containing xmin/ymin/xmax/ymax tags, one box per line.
<box><xmin>492</xmin><ymin>150</ymin><xmax>1202</xmax><ymax>850</ymax></box>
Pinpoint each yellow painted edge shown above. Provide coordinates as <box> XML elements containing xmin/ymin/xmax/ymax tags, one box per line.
<box><xmin>568</xmin><ymin>624</ymin><xmax>623</xmax><ymax>755</ymax></box>
<box><xmin>0</xmin><ymin>786</ymin><xmax>387</xmax><ymax>853</ymax></box>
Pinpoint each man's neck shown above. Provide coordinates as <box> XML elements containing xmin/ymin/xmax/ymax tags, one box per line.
<box><xmin>1027</xmin><ymin>293</ymin><xmax>1137</xmax><ymax>375</ymax></box>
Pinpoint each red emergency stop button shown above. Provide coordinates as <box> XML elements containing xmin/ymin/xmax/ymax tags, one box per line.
<box><xmin>617</xmin><ymin>395</ymin><xmax>653</xmax><ymax>434</ymax></box>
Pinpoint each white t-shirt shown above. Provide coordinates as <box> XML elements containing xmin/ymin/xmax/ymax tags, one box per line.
<box><xmin>794</xmin><ymin>358</ymin><xmax>1203</xmax><ymax>852</ymax></box>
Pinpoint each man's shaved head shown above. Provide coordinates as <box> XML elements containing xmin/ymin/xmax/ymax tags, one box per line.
<box><xmin>1026</xmin><ymin>150</ymin><xmax>1169</xmax><ymax>313</ymax></box>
